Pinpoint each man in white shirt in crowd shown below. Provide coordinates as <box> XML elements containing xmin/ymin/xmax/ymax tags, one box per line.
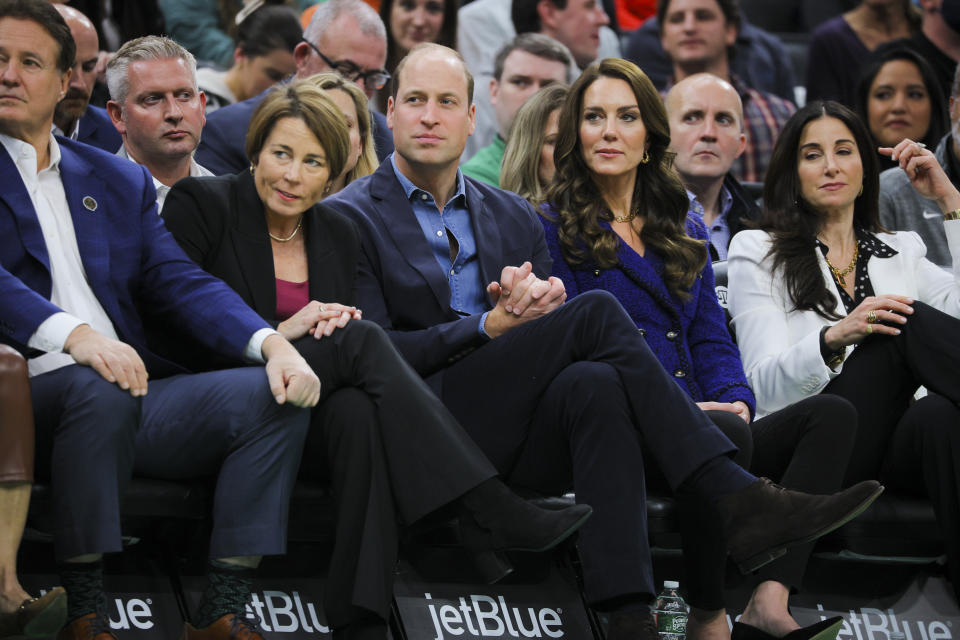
<box><xmin>106</xmin><ymin>35</ymin><xmax>213</xmax><ymax>212</ymax></box>
<box><xmin>0</xmin><ymin>3</ymin><xmax>319</xmax><ymax>640</ymax></box>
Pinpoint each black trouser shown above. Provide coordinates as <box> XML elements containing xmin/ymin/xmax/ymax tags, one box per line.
<box><xmin>430</xmin><ymin>291</ymin><xmax>738</xmax><ymax>604</ymax></box>
<box><xmin>293</xmin><ymin>320</ymin><xmax>497</xmax><ymax>628</ymax></box>
<box><xmin>823</xmin><ymin>301</ymin><xmax>960</xmax><ymax>596</ymax></box>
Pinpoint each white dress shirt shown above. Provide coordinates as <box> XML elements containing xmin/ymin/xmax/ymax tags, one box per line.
<box><xmin>51</xmin><ymin>119</ymin><xmax>80</xmax><ymax>141</ymax></box>
<box><xmin>2</xmin><ymin>132</ymin><xmax>119</xmax><ymax>376</ymax></box>
<box><xmin>116</xmin><ymin>145</ymin><xmax>214</xmax><ymax>212</ymax></box>
<box><xmin>3</xmin><ymin>133</ymin><xmax>274</xmax><ymax>376</ymax></box>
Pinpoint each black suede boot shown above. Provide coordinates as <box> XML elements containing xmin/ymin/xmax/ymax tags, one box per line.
<box><xmin>459</xmin><ymin>478</ymin><xmax>592</xmax><ymax>581</ymax></box>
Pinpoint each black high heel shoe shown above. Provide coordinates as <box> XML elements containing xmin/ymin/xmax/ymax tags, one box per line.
<box><xmin>731</xmin><ymin>616</ymin><xmax>844</xmax><ymax>640</ymax></box>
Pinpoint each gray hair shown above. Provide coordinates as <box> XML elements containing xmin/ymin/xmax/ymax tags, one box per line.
<box><xmin>304</xmin><ymin>0</ymin><xmax>385</xmax><ymax>47</ymax></box>
<box><xmin>106</xmin><ymin>36</ymin><xmax>197</xmax><ymax>106</ymax></box>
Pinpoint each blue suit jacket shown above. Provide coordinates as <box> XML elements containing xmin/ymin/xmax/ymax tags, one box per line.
<box><xmin>196</xmin><ymin>87</ymin><xmax>395</xmax><ymax>176</ymax></box>
<box><xmin>324</xmin><ymin>161</ymin><xmax>550</xmax><ymax>381</ymax></box>
<box><xmin>76</xmin><ymin>105</ymin><xmax>122</xmax><ymax>154</ymax></box>
<box><xmin>0</xmin><ymin>138</ymin><xmax>269</xmax><ymax>377</ymax></box>
<box><xmin>539</xmin><ymin>207</ymin><xmax>755</xmax><ymax>415</ymax></box>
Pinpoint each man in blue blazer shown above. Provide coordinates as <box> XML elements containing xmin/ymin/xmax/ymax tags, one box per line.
<box><xmin>325</xmin><ymin>42</ymin><xmax>883</xmax><ymax>640</ymax></box>
<box><xmin>50</xmin><ymin>4</ymin><xmax>121</xmax><ymax>153</ymax></box>
<box><xmin>195</xmin><ymin>0</ymin><xmax>393</xmax><ymax>176</ymax></box>
<box><xmin>0</xmin><ymin>3</ymin><xmax>320</xmax><ymax>640</ymax></box>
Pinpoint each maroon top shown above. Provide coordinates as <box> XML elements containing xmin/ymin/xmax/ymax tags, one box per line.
<box><xmin>275</xmin><ymin>278</ymin><xmax>309</xmax><ymax>321</ymax></box>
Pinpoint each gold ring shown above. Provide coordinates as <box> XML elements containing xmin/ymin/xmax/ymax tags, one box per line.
<box><xmin>866</xmin><ymin>310</ymin><xmax>878</xmax><ymax>323</ymax></box>
<box><xmin>319</xmin><ymin>304</ymin><xmax>327</xmax><ymax>312</ymax></box>
<box><xmin>866</xmin><ymin>323</ymin><xmax>873</xmax><ymax>334</ymax></box>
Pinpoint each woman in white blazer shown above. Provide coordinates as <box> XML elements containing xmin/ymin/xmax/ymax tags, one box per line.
<box><xmin>728</xmin><ymin>100</ymin><xmax>960</xmax><ymax>602</ymax></box>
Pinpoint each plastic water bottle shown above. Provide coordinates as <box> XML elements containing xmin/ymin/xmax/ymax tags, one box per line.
<box><xmin>654</xmin><ymin>581</ymin><xmax>688</xmax><ymax>640</ymax></box>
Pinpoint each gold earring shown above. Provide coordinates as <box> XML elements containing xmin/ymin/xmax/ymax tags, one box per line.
<box><xmin>640</xmin><ymin>151</ymin><xmax>650</xmax><ymax>164</ymax></box>
<box><xmin>249</xmin><ymin>164</ymin><xmax>255</xmax><ymax>176</ymax></box>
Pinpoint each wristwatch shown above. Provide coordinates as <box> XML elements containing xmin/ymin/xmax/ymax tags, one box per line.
<box><xmin>819</xmin><ymin>326</ymin><xmax>845</xmax><ymax>370</ymax></box>
<box><xmin>944</xmin><ymin>209</ymin><xmax>960</xmax><ymax>221</ymax></box>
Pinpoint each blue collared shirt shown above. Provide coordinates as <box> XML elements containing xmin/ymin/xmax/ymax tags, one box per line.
<box><xmin>687</xmin><ymin>186</ymin><xmax>734</xmax><ymax>260</ymax></box>
<box><xmin>390</xmin><ymin>155</ymin><xmax>488</xmax><ymax>318</ymax></box>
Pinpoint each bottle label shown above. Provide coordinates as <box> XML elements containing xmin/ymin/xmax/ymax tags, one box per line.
<box><xmin>658</xmin><ymin>613</ymin><xmax>687</xmax><ymax>634</ymax></box>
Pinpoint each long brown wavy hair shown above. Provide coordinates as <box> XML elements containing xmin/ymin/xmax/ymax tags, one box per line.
<box><xmin>545</xmin><ymin>58</ymin><xmax>706</xmax><ymax>300</ymax></box>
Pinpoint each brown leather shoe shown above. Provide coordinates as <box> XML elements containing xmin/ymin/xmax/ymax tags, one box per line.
<box><xmin>181</xmin><ymin>614</ymin><xmax>263</xmax><ymax>640</ymax></box>
<box><xmin>0</xmin><ymin>587</ymin><xmax>68</xmax><ymax>639</ymax></box>
<box><xmin>720</xmin><ymin>478</ymin><xmax>884</xmax><ymax>573</ymax></box>
<box><xmin>56</xmin><ymin>612</ymin><xmax>116</xmax><ymax>640</ymax></box>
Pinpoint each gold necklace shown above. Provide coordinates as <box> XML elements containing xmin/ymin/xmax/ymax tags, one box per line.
<box><xmin>268</xmin><ymin>216</ymin><xmax>303</xmax><ymax>243</ymax></box>
<box><xmin>613</xmin><ymin>211</ymin><xmax>636</xmax><ymax>223</ymax></box>
<box><xmin>824</xmin><ymin>242</ymin><xmax>859</xmax><ymax>287</ymax></box>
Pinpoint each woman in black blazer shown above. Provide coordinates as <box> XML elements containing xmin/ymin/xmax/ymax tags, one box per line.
<box><xmin>160</xmin><ymin>80</ymin><xmax>591</xmax><ymax>639</ymax></box>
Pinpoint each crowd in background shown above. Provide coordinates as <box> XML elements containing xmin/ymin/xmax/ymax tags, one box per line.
<box><xmin>2</xmin><ymin>1</ymin><xmax>960</xmax><ymax>640</ymax></box>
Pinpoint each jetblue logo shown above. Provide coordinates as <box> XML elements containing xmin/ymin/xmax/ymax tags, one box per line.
<box><xmin>425</xmin><ymin>593</ymin><xmax>564</xmax><ymax>639</ymax></box>
<box><xmin>244</xmin><ymin>591</ymin><xmax>329</xmax><ymax>634</ymax></box>
<box><xmin>107</xmin><ymin>597</ymin><xmax>154</xmax><ymax>630</ymax></box>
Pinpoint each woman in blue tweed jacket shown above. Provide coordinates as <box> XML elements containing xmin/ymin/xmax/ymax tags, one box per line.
<box><xmin>534</xmin><ymin>59</ymin><xmax>856</xmax><ymax>640</ymax></box>
<box><xmin>542</xmin><ymin>211</ymin><xmax>754</xmax><ymax>412</ymax></box>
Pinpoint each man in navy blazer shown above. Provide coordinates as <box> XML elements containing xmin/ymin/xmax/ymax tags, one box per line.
<box><xmin>325</xmin><ymin>42</ymin><xmax>884</xmax><ymax>639</ymax></box>
<box><xmin>50</xmin><ymin>4</ymin><xmax>121</xmax><ymax>153</ymax></box>
<box><xmin>0</xmin><ymin>3</ymin><xmax>320</xmax><ymax>639</ymax></box>
<box><xmin>195</xmin><ymin>0</ymin><xmax>393</xmax><ymax>176</ymax></box>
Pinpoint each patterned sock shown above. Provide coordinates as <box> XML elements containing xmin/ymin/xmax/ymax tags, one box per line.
<box><xmin>58</xmin><ymin>560</ymin><xmax>106</xmax><ymax>624</ymax></box>
<box><xmin>193</xmin><ymin>560</ymin><xmax>256</xmax><ymax>629</ymax></box>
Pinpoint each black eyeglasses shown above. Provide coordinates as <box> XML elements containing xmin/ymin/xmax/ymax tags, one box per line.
<box><xmin>301</xmin><ymin>39</ymin><xmax>391</xmax><ymax>91</ymax></box>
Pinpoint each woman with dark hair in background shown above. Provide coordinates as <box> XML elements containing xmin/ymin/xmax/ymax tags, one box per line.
<box><xmin>806</xmin><ymin>0</ymin><xmax>920</xmax><ymax>106</ymax></box>
<box><xmin>196</xmin><ymin>4</ymin><xmax>303</xmax><ymax>112</ymax></box>
<box><xmin>538</xmin><ymin>58</ymin><xmax>877</xmax><ymax>640</ymax></box>
<box><xmin>854</xmin><ymin>46</ymin><xmax>947</xmax><ymax>172</ymax></box>
<box><xmin>500</xmin><ymin>84</ymin><xmax>568</xmax><ymax>204</ymax></box>
<box><xmin>728</xmin><ymin>99</ymin><xmax>960</xmax><ymax>603</ymax></box>
<box><xmin>376</xmin><ymin>0</ymin><xmax>455</xmax><ymax>112</ymax></box>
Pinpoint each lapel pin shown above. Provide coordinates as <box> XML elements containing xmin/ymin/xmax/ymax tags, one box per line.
<box><xmin>82</xmin><ymin>196</ymin><xmax>97</xmax><ymax>212</ymax></box>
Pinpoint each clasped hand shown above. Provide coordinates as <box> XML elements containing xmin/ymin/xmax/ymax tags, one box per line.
<box><xmin>277</xmin><ymin>300</ymin><xmax>362</xmax><ymax>341</ymax></box>
<box><xmin>483</xmin><ymin>261</ymin><xmax>566</xmax><ymax>338</ymax></box>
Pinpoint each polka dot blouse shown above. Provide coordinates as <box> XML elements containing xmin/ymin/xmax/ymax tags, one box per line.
<box><xmin>816</xmin><ymin>230</ymin><xmax>898</xmax><ymax>314</ymax></box>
